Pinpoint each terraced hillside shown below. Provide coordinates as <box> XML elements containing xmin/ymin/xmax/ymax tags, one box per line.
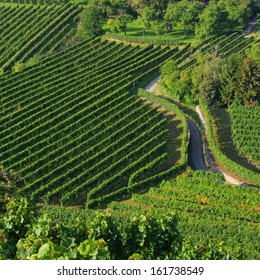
<box><xmin>1</xmin><ymin>0</ymin><xmax>62</xmax><ymax>4</ymax></box>
<box><xmin>179</xmin><ymin>32</ymin><xmax>255</xmax><ymax>70</ymax></box>
<box><xmin>0</xmin><ymin>4</ymin><xmax>81</xmax><ymax>72</ymax></box>
<box><xmin>0</xmin><ymin>38</ymin><xmax>189</xmax><ymax>206</ymax></box>
<box><xmin>229</xmin><ymin>104</ymin><xmax>260</xmax><ymax>169</ymax></box>
<box><xmin>110</xmin><ymin>171</ymin><xmax>260</xmax><ymax>259</ymax></box>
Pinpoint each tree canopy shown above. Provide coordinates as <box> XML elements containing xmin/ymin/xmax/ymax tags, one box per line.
<box><xmin>78</xmin><ymin>6</ymin><xmax>105</xmax><ymax>38</ymax></box>
<box><xmin>160</xmin><ymin>43</ymin><xmax>260</xmax><ymax>107</ymax></box>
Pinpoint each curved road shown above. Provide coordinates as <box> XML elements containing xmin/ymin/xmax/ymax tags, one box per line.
<box><xmin>187</xmin><ymin>118</ymin><xmax>208</xmax><ymax>171</ymax></box>
<box><xmin>145</xmin><ymin>75</ymin><xmax>250</xmax><ymax>185</ymax></box>
<box><xmin>145</xmin><ymin>76</ymin><xmax>207</xmax><ymax>170</ymax></box>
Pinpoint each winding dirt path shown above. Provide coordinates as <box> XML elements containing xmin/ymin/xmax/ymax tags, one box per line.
<box><xmin>145</xmin><ymin>77</ymin><xmax>207</xmax><ymax>171</ymax></box>
<box><xmin>187</xmin><ymin>118</ymin><xmax>207</xmax><ymax>171</ymax></box>
<box><xmin>196</xmin><ymin>105</ymin><xmax>246</xmax><ymax>186</ymax></box>
<box><xmin>244</xmin><ymin>16</ymin><xmax>257</xmax><ymax>36</ymax></box>
<box><xmin>145</xmin><ymin>76</ymin><xmax>160</xmax><ymax>93</ymax></box>
<box><xmin>144</xmin><ymin>76</ymin><xmax>250</xmax><ymax>186</ymax></box>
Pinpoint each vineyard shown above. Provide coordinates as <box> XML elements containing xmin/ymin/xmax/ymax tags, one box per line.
<box><xmin>229</xmin><ymin>104</ymin><xmax>260</xmax><ymax>169</ymax></box>
<box><xmin>0</xmin><ymin>3</ymin><xmax>80</xmax><ymax>72</ymax></box>
<box><xmin>0</xmin><ymin>1</ymin><xmax>259</xmax><ymax>261</ymax></box>
<box><xmin>178</xmin><ymin>32</ymin><xmax>256</xmax><ymax>70</ymax></box>
<box><xmin>1</xmin><ymin>0</ymin><xmax>66</xmax><ymax>4</ymax></box>
<box><xmin>110</xmin><ymin>171</ymin><xmax>260</xmax><ymax>259</ymax></box>
<box><xmin>0</xmin><ymin>37</ymin><xmax>191</xmax><ymax>206</ymax></box>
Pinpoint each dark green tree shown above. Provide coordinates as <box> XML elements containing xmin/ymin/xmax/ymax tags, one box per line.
<box><xmin>138</xmin><ymin>5</ymin><xmax>156</xmax><ymax>36</ymax></box>
<box><xmin>191</xmin><ymin>53</ymin><xmax>223</xmax><ymax>106</ymax></box>
<box><xmin>160</xmin><ymin>59</ymin><xmax>193</xmax><ymax>102</ymax></box>
<box><xmin>195</xmin><ymin>1</ymin><xmax>228</xmax><ymax>37</ymax></box>
<box><xmin>235</xmin><ymin>55</ymin><xmax>260</xmax><ymax>104</ymax></box>
<box><xmin>164</xmin><ymin>1</ymin><xmax>204</xmax><ymax>35</ymax></box>
<box><xmin>218</xmin><ymin>0</ymin><xmax>251</xmax><ymax>30</ymax></box>
<box><xmin>78</xmin><ymin>6</ymin><xmax>105</xmax><ymax>38</ymax></box>
<box><xmin>164</xmin><ymin>2</ymin><xmax>180</xmax><ymax>33</ymax></box>
<box><xmin>219</xmin><ymin>54</ymin><xmax>242</xmax><ymax>107</ymax></box>
<box><xmin>110</xmin><ymin>14</ymin><xmax>133</xmax><ymax>34</ymax></box>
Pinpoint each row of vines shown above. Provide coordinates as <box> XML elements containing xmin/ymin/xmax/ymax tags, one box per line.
<box><xmin>0</xmin><ymin>38</ymin><xmax>192</xmax><ymax>206</ymax></box>
<box><xmin>110</xmin><ymin>170</ymin><xmax>260</xmax><ymax>259</ymax></box>
<box><xmin>199</xmin><ymin>100</ymin><xmax>260</xmax><ymax>186</ymax></box>
<box><xmin>0</xmin><ymin>3</ymin><xmax>80</xmax><ymax>72</ymax></box>
<box><xmin>229</xmin><ymin>104</ymin><xmax>260</xmax><ymax>169</ymax></box>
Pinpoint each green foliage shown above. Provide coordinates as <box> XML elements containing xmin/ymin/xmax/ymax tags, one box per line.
<box><xmin>109</xmin><ymin>14</ymin><xmax>133</xmax><ymax>35</ymax></box>
<box><xmin>137</xmin><ymin>88</ymin><xmax>188</xmax><ymax>166</ymax></box>
<box><xmin>164</xmin><ymin>0</ymin><xmax>204</xmax><ymax>35</ymax></box>
<box><xmin>191</xmin><ymin>53</ymin><xmax>223</xmax><ymax>106</ymax></box>
<box><xmin>196</xmin><ymin>0</ymin><xmax>252</xmax><ymax>37</ymax></box>
<box><xmin>159</xmin><ymin>36</ymin><xmax>258</xmax><ymax>106</ymax></box>
<box><xmin>110</xmin><ymin>170</ymin><xmax>260</xmax><ymax>259</ymax></box>
<box><xmin>15</xmin><ymin>213</ymin><xmax>110</xmax><ymax>260</ymax></box>
<box><xmin>0</xmin><ymin>199</ymin><xmax>181</xmax><ymax>260</ymax></box>
<box><xmin>218</xmin><ymin>0</ymin><xmax>252</xmax><ymax>29</ymax></box>
<box><xmin>160</xmin><ymin>59</ymin><xmax>193</xmax><ymax>102</ymax></box>
<box><xmin>0</xmin><ymin>167</ymin><xmax>23</xmax><ymax>214</ymax></box>
<box><xmin>178</xmin><ymin>239</ymin><xmax>239</xmax><ymax>260</ymax></box>
<box><xmin>137</xmin><ymin>5</ymin><xmax>156</xmax><ymax>35</ymax></box>
<box><xmin>229</xmin><ymin>104</ymin><xmax>260</xmax><ymax>167</ymax></box>
<box><xmin>195</xmin><ymin>1</ymin><xmax>226</xmax><ymax>38</ymax></box>
<box><xmin>12</xmin><ymin>62</ymin><xmax>25</xmax><ymax>73</ymax></box>
<box><xmin>199</xmin><ymin>100</ymin><xmax>260</xmax><ymax>186</ymax></box>
<box><xmin>120</xmin><ymin>213</ymin><xmax>181</xmax><ymax>259</ymax></box>
<box><xmin>164</xmin><ymin>2</ymin><xmax>181</xmax><ymax>31</ymax></box>
<box><xmin>0</xmin><ymin>38</ymin><xmax>177</xmax><ymax>206</ymax></box>
<box><xmin>1</xmin><ymin>170</ymin><xmax>258</xmax><ymax>259</ymax></box>
<box><xmin>0</xmin><ymin>197</ymin><xmax>35</xmax><ymax>258</ymax></box>
<box><xmin>78</xmin><ymin>6</ymin><xmax>104</xmax><ymax>38</ymax></box>
<box><xmin>3</xmin><ymin>197</ymin><xmax>34</xmax><ymax>236</ymax></box>
<box><xmin>12</xmin><ymin>55</ymin><xmax>42</xmax><ymax>73</ymax></box>
<box><xmin>151</xmin><ymin>20</ymin><xmax>167</xmax><ymax>37</ymax></box>
<box><xmin>219</xmin><ymin>54</ymin><xmax>242</xmax><ymax>106</ymax></box>
<box><xmin>234</xmin><ymin>54</ymin><xmax>259</xmax><ymax>103</ymax></box>
<box><xmin>246</xmin><ymin>41</ymin><xmax>260</xmax><ymax>66</ymax></box>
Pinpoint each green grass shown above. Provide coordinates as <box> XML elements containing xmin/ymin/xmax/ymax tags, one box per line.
<box><xmin>103</xmin><ymin>19</ymin><xmax>201</xmax><ymax>46</ymax></box>
<box><xmin>211</xmin><ymin>108</ymin><xmax>259</xmax><ymax>173</ymax></box>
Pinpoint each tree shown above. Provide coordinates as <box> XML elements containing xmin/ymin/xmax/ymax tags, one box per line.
<box><xmin>110</xmin><ymin>14</ymin><xmax>133</xmax><ymax>34</ymax></box>
<box><xmin>127</xmin><ymin>0</ymin><xmax>147</xmax><ymax>14</ymax></box>
<box><xmin>160</xmin><ymin>59</ymin><xmax>193</xmax><ymax>102</ymax></box>
<box><xmin>89</xmin><ymin>0</ymin><xmax>111</xmax><ymax>14</ymax></box>
<box><xmin>246</xmin><ymin>42</ymin><xmax>260</xmax><ymax>67</ymax></box>
<box><xmin>138</xmin><ymin>5</ymin><xmax>156</xmax><ymax>36</ymax></box>
<box><xmin>195</xmin><ymin>1</ymin><xmax>228</xmax><ymax>38</ymax></box>
<box><xmin>235</xmin><ymin>55</ymin><xmax>260</xmax><ymax>104</ymax></box>
<box><xmin>218</xmin><ymin>0</ymin><xmax>251</xmax><ymax>30</ymax></box>
<box><xmin>78</xmin><ymin>6</ymin><xmax>104</xmax><ymax>39</ymax></box>
<box><xmin>191</xmin><ymin>53</ymin><xmax>223</xmax><ymax>106</ymax></box>
<box><xmin>152</xmin><ymin>20</ymin><xmax>167</xmax><ymax>38</ymax></box>
<box><xmin>164</xmin><ymin>1</ymin><xmax>203</xmax><ymax>35</ymax></box>
<box><xmin>178</xmin><ymin>0</ymin><xmax>204</xmax><ymax>35</ymax></box>
<box><xmin>219</xmin><ymin>54</ymin><xmax>242</xmax><ymax>106</ymax></box>
<box><xmin>164</xmin><ymin>2</ymin><xmax>180</xmax><ymax>33</ymax></box>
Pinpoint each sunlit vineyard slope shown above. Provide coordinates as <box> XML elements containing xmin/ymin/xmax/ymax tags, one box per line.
<box><xmin>0</xmin><ymin>38</ymin><xmax>187</xmax><ymax>206</ymax></box>
<box><xmin>229</xmin><ymin>104</ymin><xmax>260</xmax><ymax>169</ymax></box>
<box><xmin>0</xmin><ymin>4</ymin><xmax>81</xmax><ymax>72</ymax></box>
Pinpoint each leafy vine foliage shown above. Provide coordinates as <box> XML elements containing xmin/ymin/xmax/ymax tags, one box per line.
<box><xmin>0</xmin><ymin>195</ymin><xmax>181</xmax><ymax>260</ymax></box>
